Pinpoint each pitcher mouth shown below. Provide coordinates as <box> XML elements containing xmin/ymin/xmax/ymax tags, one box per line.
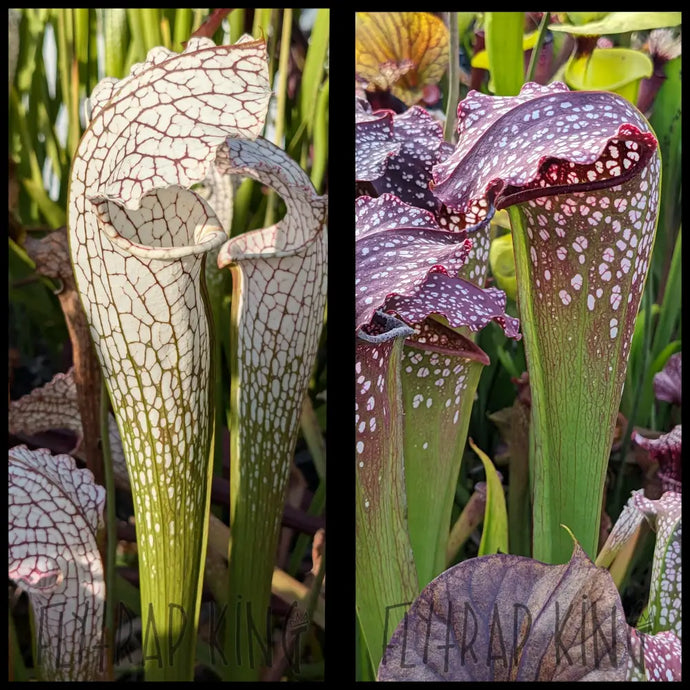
<box><xmin>403</xmin><ymin>318</ymin><xmax>491</xmax><ymax>366</ymax></box>
<box><xmin>357</xmin><ymin>311</ymin><xmax>415</xmax><ymax>344</ymax></box>
<box><xmin>217</xmin><ymin>217</ymin><xmax>326</xmax><ymax>268</ymax></box>
<box><xmin>89</xmin><ymin>188</ymin><xmax>227</xmax><ymax>260</ymax></box>
<box><xmin>95</xmin><ymin>224</ymin><xmax>227</xmax><ymax>260</ymax></box>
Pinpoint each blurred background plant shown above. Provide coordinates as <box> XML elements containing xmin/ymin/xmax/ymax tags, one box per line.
<box><xmin>9</xmin><ymin>8</ymin><xmax>328</xmax><ymax>681</ymax></box>
<box><xmin>355</xmin><ymin>10</ymin><xmax>681</xmax><ymax>679</ymax></box>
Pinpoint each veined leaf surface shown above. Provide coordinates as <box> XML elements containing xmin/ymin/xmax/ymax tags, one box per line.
<box><xmin>68</xmin><ymin>35</ymin><xmax>271</xmax><ymax>680</ymax></box>
<box><xmin>9</xmin><ymin>446</ymin><xmax>106</xmax><ymax>681</ymax></box>
<box><xmin>216</xmin><ymin>136</ymin><xmax>327</xmax><ymax>679</ymax></box>
<box><xmin>355</xmin><ymin>12</ymin><xmax>449</xmax><ymax>106</ymax></box>
<box><xmin>432</xmin><ymin>82</ymin><xmax>661</xmax><ymax>563</ymax></box>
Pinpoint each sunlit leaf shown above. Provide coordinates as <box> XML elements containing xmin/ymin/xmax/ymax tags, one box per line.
<box><xmin>565</xmin><ymin>49</ymin><xmax>653</xmax><ymax>105</ymax></box>
<box><xmin>299</xmin><ymin>8</ymin><xmax>330</xmax><ymax>136</ymax></box>
<box><xmin>550</xmin><ymin>12</ymin><xmax>682</xmax><ymax>35</ymax></box>
<box><xmin>469</xmin><ymin>439</ymin><xmax>508</xmax><ymax>556</ymax></box>
<box><xmin>564</xmin><ymin>12</ymin><xmax>610</xmax><ymax>26</ymax></box>
<box><xmin>489</xmin><ymin>232</ymin><xmax>518</xmax><ymax>301</ymax></box>
<box><xmin>471</xmin><ymin>29</ymin><xmax>540</xmax><ymax>70</ymax></box>
<box><xmin>483</xmin><ymin>11</ymin><xmax>525</xmax><ymax>96</ymax></box>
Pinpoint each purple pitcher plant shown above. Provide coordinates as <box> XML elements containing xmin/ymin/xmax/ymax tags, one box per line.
<box><xmin>431</xmin><ymin>81</ymin><xmax>661</xmax><ymax>564</ymax></box>
<box><xmin>355</xmin><ymin>94</ymin><xmax>520</xmax><ymax>666</ymax></box>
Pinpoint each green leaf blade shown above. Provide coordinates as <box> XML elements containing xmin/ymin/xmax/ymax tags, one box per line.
<box><xmin>484</xmin><ymin>11</ymin><xmax>525</xmax><ymax>96</ymax></box>
<box><xmin>469</xmin><ymin>439</ymin><xmax>508</xmax><ymax>556</ymax></box>
<box><xmin>401</xmin><ymin>321</ymin><xmax>487</xmax><ymax>586</ymax></box>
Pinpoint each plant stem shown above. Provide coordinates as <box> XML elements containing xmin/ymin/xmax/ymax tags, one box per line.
<box><xmin>298</xmin><ymin>547</ymin><xmax>325</xmax><ymax>661</ymax></box>
<box><xmin>100</xmin><ymin>381</ymin><xmax>116</xmax><ymax>680</ymax></box>
<box><xmin>310</xmin><ymin>78</ymin><xmax>329</xmax><ymax>193</ymax></box>
<box><xmin>525</xmin><ymin>12</ymin><xmax>550</xmax><ymax>82</ymax></box>
<box><xmin>651</xmin><ymin>228</ymin><xmax>681</xmax><ymax>356</ymax></box>
<box><xmin>444</xmin><ymin>13</ymin><xmax>459</xmax><ymax>143</ymax></box>
<box><xmin>614</xmin><ymin>288</ymin><xmax>654</xmax><ymax>511</ymax></box>
<box><xmin>446</xmin><ymin>488</ymin><xmax>485</xmax><ymax>565</ymax></box>
<box><xmin>287</xmin><ymin>481</ymin><xmax>325</xmax><ymax>576</ymax></box>
<box><xmin>173</xmin><ymin>8</ymin><xmax>193</xmax><ymax>50</ymax></box>
<box><xmin>264</xmin><ymin>9</ymin><xmax>292</xmax><ymax>228</ymax></box>
<box><xmin>300</xmin><ymin>395</ymin><xmax>326</xmax><ymax>480</ymax></box>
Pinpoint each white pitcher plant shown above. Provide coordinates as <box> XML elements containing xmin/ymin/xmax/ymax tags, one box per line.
<box><xmin>9</xmin><ymin>34</ymin><xmax>327</xmax><ymax>682</ymax></box>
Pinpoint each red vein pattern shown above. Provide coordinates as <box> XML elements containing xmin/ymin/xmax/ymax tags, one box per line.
<box><xmin>430</xmin><ymin>82</ymin><xmax>661</xmax><ymax>564</ymax></box>
<box><xmin>67</xmin><ymin>36</ymin><xmax>271</xmax><ymax>678</ymax></box>
<box><xmin>9</xmin><ymin>370</ymin><xmax>82</xmax><ymax>439</ymax></box>
<box><xmin>356</xmin><ymin>313</ymin><xmax>419</xmax><ymax>665</ymax></box>
<box><xmin>400</xmin><ymin>319</ymin><xmax>488</xmax><ymax>586</ymax></box>
<box><xmin>9</xmin><ymin>446</ymin><xmax>105</xmax><ymax>680</ymax></box>
<box><xmin>598</xmin><ymin>488</ymin><xmax>681</xmax><ymax>654</ymax></box>
<box><xmin>632</xmin><ymin>491</ymin><xmax>681</xmax><ymax>640</ymax></box>
<box><xmin>355</xmin><ymin>101</ymin><xmax>491</xmax><ymax>287</ymax></box>
<box><xmin>633</xmin><ymin>425</ymin><xmax>682</xmax><ymax>493</ymax></box>
<box><xmin>433</xmin><ymin>83</ymin><xmax>657</xmax><ymax>221</ymax></box>
<box><xmin>628</xmin><ymin>628</ymin><xmax>681</xmax><ymax>681</ymax></box>
<box><xmin>9</xmin><ymin>368</ymin><xmax>129</xmax><ymax>490</ymax></box>
<box><xmin>356</xmin><ymin>104</ymin><xmax>451</xmax><ymax>213</ymax></box>
<box><xmin>355</xmin><ymin>12</ymin><xmax>449</xmax><ymax>106</ymax></box>
<box><xmin>379</xmin><ymin>545</ymin><xmax>631</xmax><ymax>681</ymax></box>
<box><xmin>216</xmin><ymin>136</ymin><xmax>327</xmax><ymax>670</ymax></box>
<box><xmin>355</xmin><ymin>194</ymin><xmax>518</xmax><ymax>337</ymax></box>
